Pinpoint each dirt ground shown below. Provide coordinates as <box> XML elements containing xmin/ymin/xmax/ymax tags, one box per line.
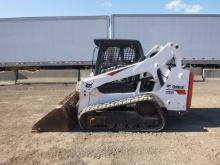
<box><xmin>0</xmin><ymin>81</ymin><xmax>220</xmax><ymax>165</ymax></box>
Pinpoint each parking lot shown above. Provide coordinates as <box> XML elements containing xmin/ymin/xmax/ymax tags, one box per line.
<box><xmin>0</xmin><ymin>80</ymin><xmax>220</xmax><ymax>165</ymax></box>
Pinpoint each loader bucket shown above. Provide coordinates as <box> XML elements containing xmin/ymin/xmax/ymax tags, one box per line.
<box><xmin>32</xmin><ymin>91</ymin><xmax>79</xmax><ymax>132</ymax></box>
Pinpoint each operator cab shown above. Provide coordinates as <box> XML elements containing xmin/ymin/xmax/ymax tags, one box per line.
<box><xmin>94</xmin><ymin>39</ymin><xmax>145</xmax><ymax>75</ymax></box>
<box><xmin>93</xmin><ymin>39</ymin><xmax>154</xmax><ymax>94</ymax></box>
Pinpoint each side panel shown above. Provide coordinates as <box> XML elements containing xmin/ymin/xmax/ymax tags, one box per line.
<box><xmin>112</xmin><ymin>14</ymin><xmax>220</xmax><ymax>64</ymax></box>
<box><xmin>0</xmin><ymin>16</ymin><xmax>109</xmax><ymax>66</ymax></box>
<box><xmin>155</xmin><ymin>68</ymin><xmax>190</xmax><ymax>111</ymax></box>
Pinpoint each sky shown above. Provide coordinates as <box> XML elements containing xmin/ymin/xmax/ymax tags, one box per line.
<box><xmin>0</xmin><ymin>0</ymin><xmax>219</xmax><ymax>18</ymax></box>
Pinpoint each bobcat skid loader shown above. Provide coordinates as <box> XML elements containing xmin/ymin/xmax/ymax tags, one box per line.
<box><xmin>32</xmin><ymin>39</ymin><xmax>194</xmax><ymax>132</ymax></box>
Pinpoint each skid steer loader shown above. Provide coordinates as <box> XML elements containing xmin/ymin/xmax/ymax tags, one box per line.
<box><xmin>32</xmin><ymin>39</ymin><xmax>194</xmax><ymax>132</ymax></box>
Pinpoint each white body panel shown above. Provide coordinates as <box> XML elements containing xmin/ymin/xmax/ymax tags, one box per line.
<box><xmin>112</xmin><ymin>14</ymin><xmax>220</xmax><ymax>64</ymax></box>
<box><xmin>78</xmin><ymin>43</ymin><xmax>191</xmax><ymax>114</ymax></box>
<box><xmin>0</xmin><ymin>16</ymin><xmax>109</xmax><ymax>66</ymax></box>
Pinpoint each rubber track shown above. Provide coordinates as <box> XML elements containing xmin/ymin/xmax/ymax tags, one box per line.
<box><xmin>79</xmin><ymin>95</ymin><xmax>166</xmax><ymax>132</ymax></box>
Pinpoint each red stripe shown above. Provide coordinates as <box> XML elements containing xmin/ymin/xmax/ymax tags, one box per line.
<box><xmin>187</xmin><ymin>72</ymin><xmax>194</xmax><ymax>109</ymax></box>
<box><xmin>107</xmin><ymin>66</ymin><xmax>132</xmax><ymax>76</ymax></box>
<box><xmin>107</xmin><ymin>68</ymin><xmax>125</xmax><ymax>76</ymax></box>
<box><xmin>175</xmin><ymin>89</ymin><xmax>186</xmax><ymax>95</ymax></box>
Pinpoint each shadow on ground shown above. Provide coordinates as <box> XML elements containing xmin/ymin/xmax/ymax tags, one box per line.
<box><xmin>166</xmin><ymin>108</ymin><xmax>220</xmax><ymax>132</ymax></box>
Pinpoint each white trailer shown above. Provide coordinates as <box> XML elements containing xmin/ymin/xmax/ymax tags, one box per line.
<box><xmin>0</xmin><ymin>16</ymin><xmax>109</xmax><ymax>67</ymax></box>
<box><xmin>112</xmin><ymin>14</ymin><xmax>220</xmax><ymax>65</ymax></box>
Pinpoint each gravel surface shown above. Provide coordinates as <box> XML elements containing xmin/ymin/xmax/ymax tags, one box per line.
<box><xmin>0</xmin><ymin>81</ymin><xmax>220</xmax><ymax>165</ymax></box>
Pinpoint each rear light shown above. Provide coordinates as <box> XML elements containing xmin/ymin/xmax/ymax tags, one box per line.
<box><xmin>186</xmin><ymin>72</ymin><xmax>194</xmax><ymax>109</ymax></box>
